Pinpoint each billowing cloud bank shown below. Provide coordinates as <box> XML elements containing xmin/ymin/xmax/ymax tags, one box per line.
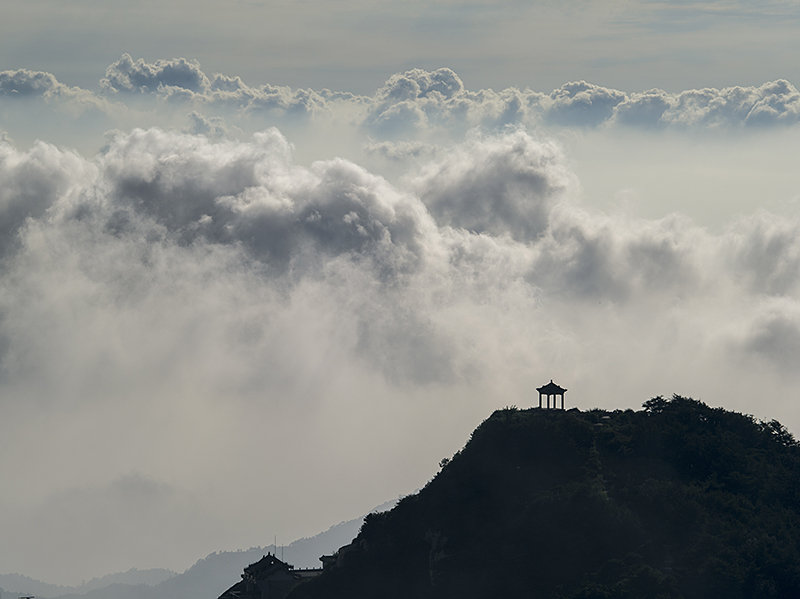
<box><xmin>100</xmin><ymin>55</ymin><xmax>800</xmax><ymax>129</ymax></box>
<box><xmin>6</xmin><ymin>126</ymin><xmax>797</xmax><ymax>398</ymax></box>
<box><xmin>3</xmin><ymin>55</ymin><xmax>800</xmax><ymax>154</ymax></box>
<box><xmin>2</xmin><ymin>58</ymin><xmax>800</xmax><ymax>584</ymax></box>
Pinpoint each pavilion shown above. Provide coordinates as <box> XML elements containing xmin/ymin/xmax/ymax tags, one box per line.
<box><xmin>536</xmin><ymin>380</ymin><xmax>567</xmax><ymax>409</ymax></box>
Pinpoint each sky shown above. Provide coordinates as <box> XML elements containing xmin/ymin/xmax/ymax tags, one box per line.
<box><xmin>2</xmin><ymin>0</ymin><xmax>800</xmax><ymax>586</ymax></box>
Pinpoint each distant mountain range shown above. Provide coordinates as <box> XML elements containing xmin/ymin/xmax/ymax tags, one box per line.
<box><xmin>0</xmin><ymin>500</ymin><xmax>395</xmax><ymax>599</ymax></box>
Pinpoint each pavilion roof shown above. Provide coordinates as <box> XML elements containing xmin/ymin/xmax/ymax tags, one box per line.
<box><xmin>536</xmin><ymin>380</ymin><xmax>567</xmax><ymax>394</ymax></box>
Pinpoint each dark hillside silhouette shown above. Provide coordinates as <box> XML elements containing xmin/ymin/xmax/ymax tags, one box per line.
<box><xmin>287</xmin><ymin>397</ymin><xmax>800</xmax><ymax>599</ymax></box>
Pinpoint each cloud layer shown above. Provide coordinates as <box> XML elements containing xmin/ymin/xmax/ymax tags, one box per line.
<box><xmin>2</xmin><ymin>58</ymin><xmax>800</xmax><ymax>584</ymax></box>
<box><xmin>4</xmin><ymin>56</ymin><xmax>800</xmax><ymax>156</ymax></box>
<box><xmin>2</xmin><ymin>125</ymin><xmax>798</xmax><ymax>408</ymax></box>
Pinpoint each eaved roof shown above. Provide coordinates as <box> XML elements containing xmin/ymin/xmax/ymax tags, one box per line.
<box><xmin>243</xmin><ymin>553</ymin><xmax>295</xmax><ymax>580</ymax></box>
<box><xmin>536</xmin><ymin>380</ymin><xmax>567</xmax><ymax>394</ymax></box>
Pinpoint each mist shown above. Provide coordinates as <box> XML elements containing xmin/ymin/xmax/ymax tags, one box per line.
<box><xmin>2</xmin><ymin>56</ymin><xmax>800</xmax><ymax>584</ymax></box>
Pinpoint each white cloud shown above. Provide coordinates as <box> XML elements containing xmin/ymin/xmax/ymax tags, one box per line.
<box><xmin>545</xmin><ymin>81</ymin><xmax>627</xmax><ymax>127</ymax></box>
<box><xmin>724</xmin><ymin>211</ymin><xmax>800</xmax><ymax>296</ymax></box>
<box><xmin>101</xmin><ymin>54</ymin><xmax>211</xmax><ymax>94</ymax></box>
<box><xmin>364</xmin><ymin>67</ymin><xmax>543</xmax><ymax>137</ymax></box>
<box><xmin>2</xmin><ymin>61</ymin><xmax>800</xmax><ymax>583</ymax></box>
<box><xmin>0</xmin><ymin>68</ymin><xmax>107</xmax><ymax>117</ymax></box>
<box><xmin>363</xmin><ymin>139</ymin><xmax>440</xmax><ymax>162</ymax></box>
<box><xmin>1</xmin><ymin>126</ymin><xmax>795</xmax><ymax>403</ymax></box>
<box><xmin>362</xmin><ymin>69</ymin><xmax>800</xmax><ymax>133</ymax></box>
<box><xmin>100</xmin><ymin>54</ymin><xmax>352</xmax><ymax>119</ymax></box>
<box><xmin>184</xmin><ymin>111</ymin><xmax>229</xmax><ymax>138</ymax></box>
<box><xmin>739</xmin><ymin>300</ymin><xmax>800</xmax><ymax>373</ymax></box>
<box><xmin>0</xmin><ymin>69</ymin><xmax>65</xmax><ymax>97</ymax></box>
<box><xmin>0</xmin><ymin>139</ymin><xmax>95</xmax><ymax>255</ymax></box>
<box><xmin>2</xmin><ymin>60</ymin><xmax>800</xmax><ymax>161</ymax></box>
<box><xmin>413</xmin><ymin>130</ymin><xmax>571</xmax><ymax>242</ymax></box>
<box><xmin>90</xmin><ymin>127</ymin><xmax>435</xmax><ymax>278</ymax></box>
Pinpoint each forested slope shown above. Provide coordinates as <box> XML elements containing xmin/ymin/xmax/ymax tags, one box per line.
<box><xmin>289</xmin><ymin>397</ymin><xmax>800</xmax><ymax>599</ymax></box>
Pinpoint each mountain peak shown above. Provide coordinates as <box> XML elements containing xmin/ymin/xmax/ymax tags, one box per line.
<box><xmin>287</xmin><ymin>397</ymin><xmax>800</xmax><ymax>599</ymax></box>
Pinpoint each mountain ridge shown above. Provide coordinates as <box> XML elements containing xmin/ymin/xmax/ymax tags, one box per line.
<box><xmin>0</xmin><ymin>500</ymin><xmax>396</xmax><ymax>599</ymax></box>
<box><xmin>288</xmin><ymin>397</ymin><xmax>800</xmax><ymax>599</ymax></box>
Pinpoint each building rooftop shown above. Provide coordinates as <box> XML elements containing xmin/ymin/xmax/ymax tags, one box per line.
<box><xmin>536</xmin><ymin>380</ymin><xmax>567</xmax><ymax>394</ymax></box>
